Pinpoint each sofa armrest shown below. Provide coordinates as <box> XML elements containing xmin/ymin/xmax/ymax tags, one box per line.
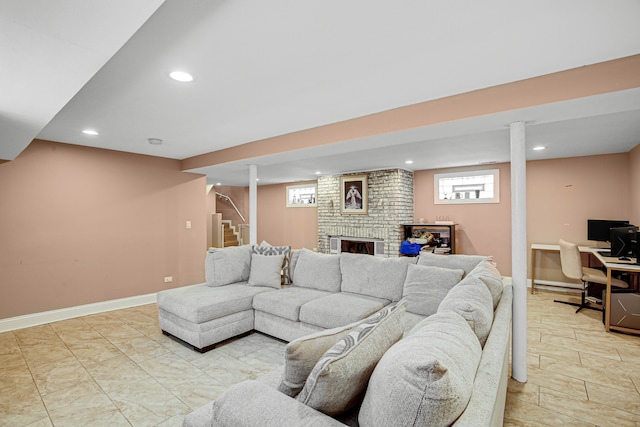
<box><xmin>209</xmin><ymin>380</ymin><xmax>346</xmax><ymax>427</ymax></box>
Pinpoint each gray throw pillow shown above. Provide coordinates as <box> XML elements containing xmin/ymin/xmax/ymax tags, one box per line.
<box><xmin>277</xmin><ymin>321</ymin><xmax>361</xmax><ymax>397</ymax></box>
<box><xmin>248</xmin><ymin>254</ymin><xmax>284</xmax><ymax>289</ymax></box>
<box><xmin>402</xmin><ymin>264</ymin><xmax>464</xmax><ymax>316</ymax></box>
<box><xmin>359</xmin><ymin>311</ymin><xmax>481</xmax><ymax>427</ymax></box>
<box><xmin>437</xmin><ymin>276</ymin><xmax>494</xmax><ymax>346</ymax></box>
<box><xmin>205</xmin><ymin>245</ymin><xmax>252</xmax><ymax>287</ymax></box>
<box><xmin>296</xmin><ymin>300</ymin><xmax>407</xmax><ymax>416</ymax></box>
<box><xmin>251</xmin><ymin>244</ymin><xmax>291</xmax><ymax>285</ymax></box>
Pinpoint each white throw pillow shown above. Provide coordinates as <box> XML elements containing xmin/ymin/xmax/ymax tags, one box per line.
<box><xmin>248</xmin><ymin>254</ymin><xmax>284</xmax><ymax>289</ymax></box>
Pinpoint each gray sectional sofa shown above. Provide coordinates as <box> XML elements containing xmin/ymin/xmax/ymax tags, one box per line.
<box><xmin>157</xmin><ymin>245</ymin><xmax>512</xmax><ymax>427</ymax></box>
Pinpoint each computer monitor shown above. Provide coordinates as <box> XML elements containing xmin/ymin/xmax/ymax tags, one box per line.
<box><xmin>610</xmin><ymin>226</ymin><xmax>638</xmax><ymax>258</ymax></box>
<box><xmin>587</xmin><ymin>219</ymin><xmax>630</xmax><ymax>242</ymax></box>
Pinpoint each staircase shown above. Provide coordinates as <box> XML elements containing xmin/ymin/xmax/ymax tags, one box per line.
<box><xmin>222</xmin><ymin>221</ymin><xmax>239</xmax><ymax>247</ymax></box>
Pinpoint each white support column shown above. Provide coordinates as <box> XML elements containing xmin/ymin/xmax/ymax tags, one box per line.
<box><xmin>249</xmin><ymin>164</ymin><xmax>258</xmax><ymax>245</ymax></box>
<box><xmin>510</xmin><ymin>121</ymin><xmax>527</xmax><ymax>383</ymax></box>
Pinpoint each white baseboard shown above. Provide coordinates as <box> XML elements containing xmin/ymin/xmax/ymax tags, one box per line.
<box><xmin>0</xmin><ymin>293</ymin><xmax>157</xmax><ymax>333</ymax></box>
<box><xmin>502</xmin><ymin>277</ymin><xmax>581</xmax><ymax>293</ymax></box>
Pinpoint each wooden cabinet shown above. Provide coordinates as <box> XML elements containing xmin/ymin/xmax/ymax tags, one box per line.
<box><xmin>401</xmin><ymin>223</ymin><xmax>457</xmax><ymax>254</ymax></box>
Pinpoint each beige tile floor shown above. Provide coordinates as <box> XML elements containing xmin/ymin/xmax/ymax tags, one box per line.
<box><xmin>506</xmin><ymin>290</ymin><xmax>640</xmax><ymax>426</ymax></box>
<box><xmin>1</xmin><ymin>290</ymin><xmax>639</xmax><ymax>426</ymax></box>
<box><xmin>0</xmin><ymin>304</ymin><xmax>286</xmax><ymax>427</ymax></box>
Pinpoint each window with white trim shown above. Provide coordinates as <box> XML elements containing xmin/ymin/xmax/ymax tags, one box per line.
<box><xmin>286</xmin><ymin>184</ymin><xmax>317</xmax><ymax>207</ymax></box>
<box><xmin>434</xmin><ymin>169</ymin><xmax>500</xmax><ymax>204</ymax></box>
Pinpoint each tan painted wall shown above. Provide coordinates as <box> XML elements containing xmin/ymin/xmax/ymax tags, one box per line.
<box><xmin>248</xmin><ymin>152</ymin><xmax>633</xmax><ymax>278</ymax></box>
<box><xmin>413</xmin><ymin>154</ymin><xmax>632</xmax><ymax>278</ymax></box>
<box><xmin>629</xmin><ymin>145</ymin><xmax>640</xmax><ymax>226</ymax></box>
<box><xmin>527</xmin><ymin>153</ymin><xmax>630</xmax><ymax>282</ymax></box>
<box><xmin>414</xmin><ymin>164</ymin><xmax>512</xmax><ymax>274</ymax></box>
<box><xmin>527</xmin><ymin>153</ymin><xmax>630</xmax><ymax>245</ymax></box>
<box><xmin>0</xmin><ymin>140</ymin><xmax>207</xmax><ymax>319</ymax></box>
<box><xmin>3</xmin><ymin>139</ymin><xmax>635</xmax><ymax>320</ymax></box>
<box><xmin>257</xmin><ymin>182</ymin><xmax>318</xmax><ymax>250</ymax></box>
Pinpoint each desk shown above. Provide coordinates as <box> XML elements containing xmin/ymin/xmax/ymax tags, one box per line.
<box><xmin>590</xmin><ymin>250</ymin><xmax>640</xmax><ymax>334</ymax></box>
<box><xmin>530</xmin><ymin>243</ymin><xmax>594</xmax><ymax>294</ymax></box>
<box><xmin>530</xmin><ymin>243</ymin><xmax>640</xmax><ymax>335</ymax></box>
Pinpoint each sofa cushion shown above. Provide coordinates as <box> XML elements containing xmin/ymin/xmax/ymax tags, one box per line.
<box><xmin>340</xmin><ymin>252</ymin><xmax>416</xmax><ymax>301</ymax></box>
<box><xmin>252</xmin><ymin>287</ymin><xmax>331</xmax><ymax>322</ymax></box>
<box><xmin>248</xmin><ymin>253</ymin><xmax>284</xmax><ymax>289</ymax></box>
<box><xmin>359</xmin><ymin>311</ymin><xmax>482</xmax><ymax>427</ymax></box>
<box><xmin>467</xmin><ymin>260</ymin><xmax>504</xmax><ymax>309</ymax></box>
<box><xmin>401</xmin><ymin>264</ymin><xmax>464</xmax><ymax>316</ymax></box>
<box><xmin>438</xmin><ymin>276</ymin><xmax>494</xmax><ymax>346</ymax></box>
<box><xmin>417</xmin><ymin>253</ymin><xmax>489</xmax><ymax>275</ymax></box>
<box><xmin>299</xmin><ymin>292</ymin><xmax>389</xmax><ymax>329</ymax></box>
<box><xmin>157</xmin><ymin>283</ymin><xmax>272</xmax><ymax>324</ymax></box>
<box><xmin>296</xmin><ymin>300</ymin><xmax>406</xmax><ymax>416</ymax></box>
<box><xmin>251</xmin><ymin>244</ymin><xmax>292</xmax><ymax>285</ymax></box>
<box><xmin>205</xmin><ymin>245</ymin><xmax>252</xmax><ymax>287</ymax></box>
<box><xmin>292</xmin><ymin>249</ymin><xmax>342</xmax><ymax>292</ymax></box>
<box><xmin>278</xmin><ymin>321</ymin><xmax>361</xmax><ymax>397</ymax></box>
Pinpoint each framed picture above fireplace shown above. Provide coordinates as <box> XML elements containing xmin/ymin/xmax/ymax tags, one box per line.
<box><xmin>340</xmin><ymin>174</ymin><xmax>367</xmax><ymax>215</ymax></box>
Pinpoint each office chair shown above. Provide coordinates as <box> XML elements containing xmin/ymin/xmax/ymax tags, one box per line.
<box><xmin>555</xmin><ymin>239</ymin><xmax>629</xmax><ymax>313</ymax></box>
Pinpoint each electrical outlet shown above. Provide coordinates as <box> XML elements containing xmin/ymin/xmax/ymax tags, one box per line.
<box><xmin>164</xmin><ymin>276</ymin><xmax>173</xmax><ymax>283</ymax></box>
<box><xmin>185</xmin><ymin>220</ymin><xmax>192</xmax><ymax>229</ymax></box>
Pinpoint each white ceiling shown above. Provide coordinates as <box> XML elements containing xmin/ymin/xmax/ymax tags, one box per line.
<box><xmin>3</xmin><ymin>0</ymin><xmax>640</xmax><ymax>186</ymax></box>
<box><xmin>0</xmin><ymin>0</ymin><xmax>165</xmax><ymax>160</ymax></box>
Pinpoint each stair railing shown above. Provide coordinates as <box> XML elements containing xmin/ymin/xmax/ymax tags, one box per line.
<box><xmin>215</xmin><ymin>192</ymin><xmax>246</xmax><ymax>223</ymax></box>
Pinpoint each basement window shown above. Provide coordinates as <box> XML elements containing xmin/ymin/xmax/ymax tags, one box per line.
<box><xmin>434</xmin><ymin>169</ymin><xmax>499</xmax><ymax>204</ymax></box>
<box><xmin>286</xmin><ymin>184</ymin><xmax>317</xmax><ymax>207</ymax></box>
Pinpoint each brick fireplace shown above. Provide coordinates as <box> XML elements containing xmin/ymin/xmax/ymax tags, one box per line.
<box><xmin>317</xmin><ymin>169</ymin><xmax>414</xmax><ymax>257</ymax></box>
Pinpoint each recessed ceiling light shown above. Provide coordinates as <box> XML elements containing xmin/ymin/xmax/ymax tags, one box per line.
<box><xmin>82</xmin><ymin>129</ymin><xmax>99</xmax><ymax>135</ymax></box>
<box><xmin>315</xmin><ymin>171</ymin><xmax>321</xmax><ymax>175</ymax></box>
<box><xmin>169</xmin><ymin>71</ymin><xmax>194</xmax><ymax>82</ymax></box>
<box><xmin>215</xmin><ymin>182</ymin><xmax>221</xmax><ymax>186</ymax></box>
<box><xmin>405</xmin><ymin>160</ymin><xmax>414</xmax><ymax>164</ymax></box>
<box><xmin>148</xmin><ymin>138</ymin><xmax>163</xmax><ymax>145</ymax></box>
<box><xmin>533</xmin><ymin>146</ymin><xmax>546</xmax><ymax>151</ymax></box>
